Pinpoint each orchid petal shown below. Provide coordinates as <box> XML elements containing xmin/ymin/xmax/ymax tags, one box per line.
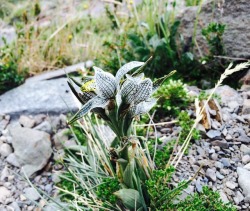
<box><xmin>94</xmin><ymin>66</ymin><xmax>117</xmax><ymax>99</ymax></box>
<box><xmin>133</xmin><ymin>78</ymin><xmax>153</xmax><ymax>105</ymax></box>
<box><xmin>131</xmin><ymin>98</ymin><xmax>157</xmax><ymax>117</ymax></box>
<box><xmin>115</xmin><ymin>61</ymin><xmax>144</xmax><ymax>83</ymax></box>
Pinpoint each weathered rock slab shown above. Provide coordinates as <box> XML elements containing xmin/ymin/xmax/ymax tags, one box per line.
<box><xmin>0</xmin><ymin>78</ymin><xmax>78</xmax><ymax>117</ymax></box>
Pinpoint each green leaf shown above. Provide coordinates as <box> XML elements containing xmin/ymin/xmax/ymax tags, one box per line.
<box><xmin>69</xmin><ymin>77</ymin><xmax>82</xmax><ymax>87</ymax></box>
<box><xmin>152</xmin><ymin>70</ymin><xmax>176</xmax><ymax>92</ymax></box>
<box><xmin>114</xmin><ymin>189</ymin><xmax>143</xmax><ymax>210</ymax></box>
<box><xmin>67</xmin><ymin>81</ymin><xmax>83</xmax><ymax>103</ymax></box>
<box><xmin>123</xmin><ymin>159</ymin><xmax>135</xmax><ymax>189</ymax></box>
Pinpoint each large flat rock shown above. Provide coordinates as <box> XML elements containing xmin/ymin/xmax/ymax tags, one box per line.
<box><xmin>0</xmin><ymin>78</ymin><xmax>78</xmax><ymax>117</ymax></box>
<box><xmin>177</xmin><ymin>0</ymin><xmax>250</xmax><ymax>58</ymax></box>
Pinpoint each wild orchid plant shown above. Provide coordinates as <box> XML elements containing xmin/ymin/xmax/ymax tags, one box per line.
<box><xmin>67</xmin><ymin>60</ymin><xmax>175</xmax><ymax>210</ymax></box>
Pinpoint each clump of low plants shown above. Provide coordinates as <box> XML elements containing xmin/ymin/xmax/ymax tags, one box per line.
<box><xmin>0</xmin><ymin>39</ymin><xmax>26</xmax><ymax>94</ymax></box>
<box><xmin>154</xmin><ymin>79</ymin><xmax>191</xmax><ymax>117</ymax></box>
<box><xmin>202</xmin><ymin>22</ymin><xmax>226</xmax><ymax>57</ymax></box>
<box><xmin>176</xmin><ymin>186</ymin><xmax>236</xmax><ymax>211</ymax></box>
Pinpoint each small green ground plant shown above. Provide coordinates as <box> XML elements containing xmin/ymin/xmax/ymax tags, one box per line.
<box><xmin>0</xmin><ymin>61</ymin><xmax>25</xmax><ymax>94</ymax></box>
<box><xmin>0</xmin><ymin>39</ymin><xmax>26</xmax><ymax>94</ymax></box>
<box><xmin>154</xmin><ymin>79</ymin><xmax>191</xmax><ymax>116</ymax></box>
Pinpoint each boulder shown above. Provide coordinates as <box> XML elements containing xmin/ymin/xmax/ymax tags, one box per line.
<box><xmin>177</xmin><ymin>0</ymin><xmax>250</xmax><ymax>59</ymax></box>
<box><xmin>9</xmin><ymin>127</ymin><xmax>52</xmax><ymax>177</ymax></box>
<box><xmin>207</xmin><ymin>85</ymin><xmax>243</xmax><ymax>105</ymax></box>
<box><xmin>0</xmin><ymin>78</ymin><xmax>78</xmax><ymax>117</ymax></box>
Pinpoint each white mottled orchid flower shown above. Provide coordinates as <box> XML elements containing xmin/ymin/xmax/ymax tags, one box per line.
<box><xmin>68</xmin><ymin>61</ymin><xmax>144</xmax><ymax>124</ymax></box>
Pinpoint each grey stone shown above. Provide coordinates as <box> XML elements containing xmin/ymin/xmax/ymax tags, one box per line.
<box><xmin>242</xmin><ymin>114</ymin><xmax>250</xmax><ymax>123</ymax></box>
<box><xmin>220</xmin><ymin>158</ymin><xmax>231</xmax><ymax>167</ymax></box>
<box><xmin>9</xmin><ymin>127</ymin><xmax>52</xmax><ymax>177</ymax></box>
<box><xmin>53</xmin><ymin>129</ymin><xmax>70</xmax><ymax>150</ymax></box>
<box><xmin>0</xmin><ymin>119</ymin><xmax>9</xmax><ymax>132</ymax></box>
<box><xmin>209</xmin><ymin>148</ymin><xmax>215</xmax><ymax>154</ymax></box>
<box><xmin>244</xmin><ymin>163</ymin><xmax>250</xmax><ymax>171</ymax></box>
<box><xmin>215</xmin><ymin>161</ymin><xmax>224</xmax><ymax>169</ymax></box>
<box><xmin>0</xmin><ymin>166</ymin><xmax>9</xmax><ymax>182</ymax></box>
<box><xmin>0</xmin><ymin>186</ymin><xmax>11</xmax><ymax>204</ymax></box>
<box><xmin>240</xmin><ymin>144</ymin><xmax>250</xmax><ymax>155</ymax></box>
<box><xmin>242</xmin><ymin>99</ymin><xmax>250</xmax><ymax>115</ymax></box>
<box><xmin>59</xmin><ymin>114</ymin><xmax>67</xmax><ymax>127</ymax></box>
<box><xmin>34</xmin><ymin>121</ymin><xmax>53</xmax><ymax>134</ymax></box>
<box><xmin>210</xmin><ymin>153</ymin><xmax>218</xmax><ymax>161</ymax></box>
<box><xmin>53</xmin><ymin>149</ymin><xmax>65</xmax><ymax>161</ymax></box>
<box><xmin>206</xmin><ymin>130</ymin><xmax>221</xmax><ymax>139</ymax></box>
<box><xmin>220</xmin><ymin>169</ymin><xmax>229</xmax><ymax>175</ymax></box>
<box><xmin>197</xmin><ymin>146</ymin><xmax>205</xmax><ymax>156</ymax></box>
<box><xmin>219</xmin><ymin>190</ymin><xmax>229</xmax><ymax>203</ymax></box>
<box><xmin>242</xmin><ymin>155</ymin><xmax>250</xmax><ymax>164</ymax></box>
<box><xmin>4</xmin><ymin>182</ymin><xmax>12</xmax><ymax>189</ymax></box>
<box><xmin>237</xmin><ymin>129</ymin><xmax>250</xmax><ymax>143</ymax></box>
<box><xmin>222</xmin><ymin>128</ymin><xmax>228</xmax><ymax>137</ymax></box>
<box><xmin>23</xmin><ymin>187</ymin><xmax>40</xmax><ymax>201</ymax></box>
<box><xmin>0</xmin><ymin>143</ymin><xmax>13</xmax><ymax>157</ymax></box>
<box><xmin>237</xmin><ymin>167</ymin><xmax>250</xmax><ymax>202</ymax></box>
<box><xmin>6</xmin><ymin>153</ymin><xmax>20</xmax><ymax>167</ymax></box>
<box><xmin>19</xmin><ymin>115</ymin><xmax>36</xmax><ymax>128</ymax></box>
<box><xmin>211</xmin><ymin>140</ymin><xmax>229</xmax><ymax>149</ymax></box>
<box><xmin>225</xmin><ymin>181</ymin><xmax>237</xmax><ymax>190</ymax></box>
<box><xmin>205</xmin><ymin>168</ymin><xmax>216</xmax><ymax>182</ymax></box>
<box><xmin>195</xmin><ymin>178</ymin><xmax>203</xmax><ymax>193</ymax></box>
<box><xmin>234</xmin><ymin>115</ymin><xmax>246</xmax><ymax>123</ymax></box>
<box><xmin>212</xmin><ymin>86</ymin><xmax>243</xmax><ymax>105</ymax></box>
<box><xmin>34</xmin><ymin>114</ymin><xmax>47</xmax><ymax>125</ymax></box>
<box><xmin>52</xmin><ymin>172</ymin><xmax>61</xmax><ymax>184</ymax></box>
<box><xmin>228</xmin><ymin>101</ymin><xmax>239</xmax><ymax>112</ymax></box>
<box><xmin>234</xmin><ymin>191</ymin><xmax>244</xmax><ymax>205</ymax></box>
<box><xmin>9</xmin><ymin>202</ymin><xmax>21</xmax><ymax>211</ymax></box>
<box><xmin>45</xmin><ymin>184</ymin><xmax>53</xmax><ymax>193</ymax></box>
<box><xmin>0</xmin><ymin>78</ymin><xmax>78</xmax><ymax>117</ymax></box>
<box><xmin>216</xmin><ymin>172</ymin><xmax>224</xmax><ymax>180</ymax></box>
<box><xmin>211</xmin><ymin>120</ymin><xmax>221</xmax><ymax>130</ymax></box>
<box><xmin>225</xmin><ymin>134</ymin><xmax>233</xmax><ymax>141</ymax></box>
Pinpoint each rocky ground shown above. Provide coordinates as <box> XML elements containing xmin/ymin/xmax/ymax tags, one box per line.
<box><xmin>0</xmin><ymin>113</ymin><xmax>73</xmax><ymax>210</ymax></box>
<box><xmin>0</xmin><ymin>80</ymin><xmax>249</xmax><ymax>210</ymax></box>
<box><xmin>153</xmin><ymin>85</ymin><xmax>250</xmax><ymax>210</ymax></box>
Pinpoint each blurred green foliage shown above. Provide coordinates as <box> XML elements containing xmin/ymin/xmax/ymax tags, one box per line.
<box><xmin>154</xmin><ymin>79</ymin><xmax>191</xmax><ymax>117</ymax></box>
